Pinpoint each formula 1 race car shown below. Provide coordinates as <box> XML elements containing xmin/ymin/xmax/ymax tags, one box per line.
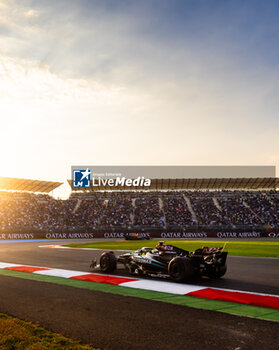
<box><xmin>91</xmin><ymin>242</ymin><xmax>228</xmax><ymax>282</ymax></box>
<box><xmin>125</xmin><ymin>233</ymin><xmax>150</xmax><ymax>240</ymax></box>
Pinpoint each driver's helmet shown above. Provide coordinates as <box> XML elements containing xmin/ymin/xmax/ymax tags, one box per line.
<box><xmin>156</xmin><ymin>242</ymin><xmax>174</xmax><ymax>252</ymax></box>
<box><xmin>156</xmin><ymin>241</ymin><xmax>167</xmax><ymax>251</ymax></box>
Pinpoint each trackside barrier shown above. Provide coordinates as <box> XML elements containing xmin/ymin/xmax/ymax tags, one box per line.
<box><xmin>0</xmin><ymin>230</ymin><xmax>278</xmax><ymax>240</ymax></box>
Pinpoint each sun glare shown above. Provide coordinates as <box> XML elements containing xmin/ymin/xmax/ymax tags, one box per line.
<box><xmin>0</xmin><ymin>55</ymin><xmax>130</xmax><ymax>179</ymax></box>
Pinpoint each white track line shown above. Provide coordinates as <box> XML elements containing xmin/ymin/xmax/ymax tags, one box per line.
<box><xmin>121</xmin><ymin>280</ymin><xmax>206</xmax><ymax>294</ymax></box>
<box><xmin>38</xmin><ymin>244</ymin><xmax>129</xmax><ymax>251</ymax></box>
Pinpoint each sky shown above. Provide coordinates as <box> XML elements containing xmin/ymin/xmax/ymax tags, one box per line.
<box><xmin>0</xmin><ymin>0</ymin><xmax>279</xmax><ymax>197</ymax></box>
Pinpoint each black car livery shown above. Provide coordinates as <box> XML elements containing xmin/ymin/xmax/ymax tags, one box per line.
<box><xmin>91</xmin><ymin>242</ymin><xmax>228</xmax><ymax>282</ymax></box>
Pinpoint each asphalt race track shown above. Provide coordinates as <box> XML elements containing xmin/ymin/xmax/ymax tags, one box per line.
<box><xmin>0</xmin><ymin>240</ymin><xmax>278</xmax><ymax>349</ymax></box>
<box><xmin>1</xmin><ymin>240</ymin><xmax>279</xmax><ymax>295</ymax></box>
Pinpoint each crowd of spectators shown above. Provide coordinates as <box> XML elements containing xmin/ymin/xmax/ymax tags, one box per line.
<box><xmin>100</xmin><ymin>198</ymin><xmax>132</xmax><ymax>226</ymax></box>
<box><xmin>0</xmin><ymin>193</ymin><xmax>76</xmax><ymax>230</ymax></box>
<box><xmin>163</xmin><ymin>196</ymin><xmax>193</xmax><ymax>228</ymax></box>
<box><xmin>0</xmin><ymin>190</ymin><xmax>278</xmax><ymax>231</ymax></box>
<box><xmin>70</xmin><ymin>198</ymin><xmax>104</xmax><ymax>228</ymax></box>
<box><xmin>134</xmin><ymin>197</ymin><xmax>164</xmax><ymax>227</ymax></box>
<box><xmin>216</xmin><ymin>196</ymin><xmax>262</xmax><ymax>225</ymax></box>
<box><xmin>243</xmin><ymin>193</ymin><xmax>279</xmax><ymax>225</ymax></box>
<box><xmin>189</xmin><ymin>196</ymin><xmax>224</xmax><ymax>225</ymax></box>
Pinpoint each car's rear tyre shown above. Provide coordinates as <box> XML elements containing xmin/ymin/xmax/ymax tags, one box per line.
<box><xmin>209</xmin><ymin>264</ymin><xmax>227</xmax><ymax>279</ymax></box>
<box><xmin>168</xmin><ymin>257</ymin><xmax>194</xmax><ymax>282</ymax></box>
<box><xmin>100</xmin><ymin>252</ymin><xmax>117</xmax><ymax>273</ymax></box>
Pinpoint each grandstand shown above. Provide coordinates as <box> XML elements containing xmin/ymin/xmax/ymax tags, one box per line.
<box><xmin>0</xmin><ymin>176</ymin><xmax>278</xmax><ymax>238</ymax></box>
<box><xmin>0</xmin><ymin>176</ymin><xmax>62</xmax><ymax>193</ymax></box>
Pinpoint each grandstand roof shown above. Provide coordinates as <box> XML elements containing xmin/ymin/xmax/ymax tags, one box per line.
<box><xmin>68</xmin><ymin>177</ymin><xmax>279</xmax><ymax>191</ymax></box>
<box><xmin>0</xmin><ymin>177</ymin><xmax>63</xmax><ymax>193</ymax></box>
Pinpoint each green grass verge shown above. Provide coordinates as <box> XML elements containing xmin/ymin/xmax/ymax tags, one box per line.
<box><xmin>0</xmin><ymin>312</ymin><xmax>99</xmax><ymax>350</ymax></box>
<box><xmin>65</xmin><ymin>240</ymin><xmax>279</xmax><ymax>258</ymax></box>
<box><xmin>0</xmin><ymin>269</ymin><xmax>278</xmax><ymax>322</ymax></box>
